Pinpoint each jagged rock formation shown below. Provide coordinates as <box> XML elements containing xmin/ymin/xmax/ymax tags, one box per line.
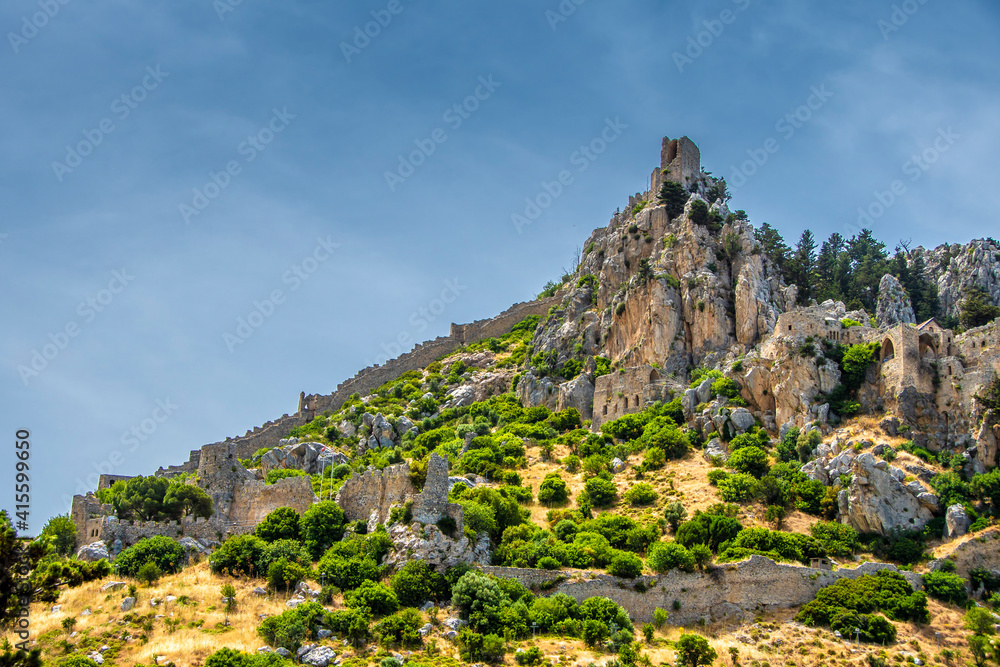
<box><xmin>261</xmin><ymin>441</ymin><xmax>348</xmax><ymax>475</ymax></box>
<box><xmin>383</xmin><ymin>522</ymin><xmax>491</xmax><ymax>573</ymax></box>
<box><xmin>919</xmin><ymin>238</ymin><xmax>1000</xmax><ymax>319</ymax></box>
<box><xmin>877</xmin><ymin>274</ymin><xmax>916</xmax><ymax>327</ymax></box>
<box><xmin>841</xmin><ymin>453</ymin><xmax>936</xmax><ymax>534</ymax></box>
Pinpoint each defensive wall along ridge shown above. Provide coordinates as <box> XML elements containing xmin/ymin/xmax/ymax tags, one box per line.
<box><xmin>480</xmin><ymin>556</ymin><xmax>922</xmax><ymax>625</ymax></box>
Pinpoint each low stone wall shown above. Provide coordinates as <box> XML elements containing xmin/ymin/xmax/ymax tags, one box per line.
<box><xmin>481</xmin><ymin>556</ymin><xmax>922</xmax><ymax>625</ymax></box>
<box><xmin>95</xmin><ymin>515</ymin><xmax>253</xmax><ymax>549</ymax></box>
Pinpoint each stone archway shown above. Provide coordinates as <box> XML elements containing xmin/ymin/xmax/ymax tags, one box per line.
<box><xmin>881</xmin><ymin>338</ymin><xmax>896</xmax><ymax>362</ymax></box>
<box><xmin>918</xmin><ymin>334</ymin><xmax>937</xmax><ymax>360</ymax></box>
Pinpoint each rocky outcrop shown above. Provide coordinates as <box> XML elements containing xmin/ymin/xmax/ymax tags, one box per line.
<box><xmin>261</xmin><ymin>441</ymin><xmax>348</xmax><ymax>475</ymax></box>
<box><xmin>75</xmin><ymin>541</ymin><xmax>109</xmax><ymax>562</ymax></box>
<box><xmin>945</xmin><ymin>504</ymin><xmax>971</xmax><ymax>539</ymax></box>
<box><xmin>383</xmin><ymin>521</ymin><xmax>491</xmax><ymax>572</ymax></box>
<box><xmin>876</xmin><ymin>274</ymin><xmax>916</xmax><ymax>327</ymax></box>
<box><xmin>557</xmin><ymin>373</ymin><xmax>595</xmax><ymax>421</ymax></box>
<box><xmin>920</xmin><ymin>239</ymin><xmax>1000</xmax><ymax>320</ymax></box>
<box><xmin>842</xmin><ymin>453</ymin><xmax>937</xmax><ymax>534</ymax></box>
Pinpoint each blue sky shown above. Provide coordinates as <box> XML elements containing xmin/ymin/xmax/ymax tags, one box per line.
<box><xmin>2</xmin><ymin>0</ymin><xmax>999</xmax><ymax>531</ymax></box>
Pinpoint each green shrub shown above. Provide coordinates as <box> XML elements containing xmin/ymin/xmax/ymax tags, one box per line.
<box><xmin>676</xmin><ymin>512</ymin><xmax>743</xmax><ymax>552</ymax></box>
<box><xmin>728</xmin><ymin>446</ymin><xmax>770</xmax><ymax>478</ymax></box>
<box><xmin>345</xmin><ymin>580</ymin><xmax>400</xmax><ymax>616</ymax></box>
<box><xmin>264</xmin><ymin>468</ymin><xmax>307</xmax><ymax>485</ymax></box>
<box><xmin>809</xmin><ymin>521</ymin><xmax>859</xmax><ymax>557</ymax></box>
<box><xmin>624</xmin><ymin>483</ymin><xmax>658</xmax><ymax>506</ymax></box>
<box><xmin>796</xmin><ymin>570</ymin><xmax>929</xmax><ymax>631</ymax></box>
<box><xmin>391</xmin><ymin>560</ymin><xmax>448</xmax><ymax>607</ymax></box>
<box><xmin>255</xmin><ymin>507</ymin><xmax>302</xmax><ymax>543</ymax></box>
<box><xmin>538</xmin><ymin>473</ymin><xmax>570</xmax><ymax>505</ymax></box>
<box><xmin>136</xmin><ymin>561</ymin><xmax>162</xmax><ymax>586</ymax></box>
<box><xmin>266</xmin><ymin>557</ymin><xmax>308</xmax><ymax>593</ymax></box>
<box><xmin>607</xmin><ymin>551</ymin><xmax>643</xmax><ymax>579</ymax></box>
<box><xmin>643</xmin><ymin>447</ymin><xmax>666</xmax><ymax>469</ymax></box>
<box><xmin>648</xmin><ymin>541</ymin><xmax>695</xmax><ymax>573</ymax></box>
<box><xmin>584</xmin><ymin>477</ymin><xmax>617</xmax><ymax>507</ymax></box>
<box><xmin>716</xmin><ymin>473</ymin><xmax>759</xmax><ymax>502</ymax></box>
<box><xmin>675</xmin><ymin>633</ymin><xmax>717</xmax><ymax>667</ymax></box>
<box><xmin>115</xmin><ymin>536</ymin><xmax>186</xmax><ymax>577</ymax></box>
<box><xmin>374</xmin><ymin>608</ymin><xmax>424</xmax><ymax>647</ymax></box>
<box><xmin>302</xmin><ymin>501</ymin><xmax>346</xmax><ymax>560</ymax></box>
<box><xmin>711</xmin><ymin>377</ymin><xmax>739</xmax><ymax>399</ymax></box>
<box><xmin>921</xmin><ymin>571</ymin><xmax>968</xmax><ymax>606</ymax></box>
<box><xmin>457</xmin><ymin>630</ymin><xmax>505</xmax><ymax>663</ymax></box>
<box><xmin>317</xmin><ymin>552</ymin><xmax>380</xmax><ymax>590</ymax></box>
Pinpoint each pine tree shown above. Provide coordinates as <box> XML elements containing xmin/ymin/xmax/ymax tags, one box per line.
<box><xmin>753</xmin><ymin>222</ymin><xmax>790</xmax><ymax>275</ymax></box>
<box><xmin>788</xmin><ymin>230</ymin><xmax>818</xmax><ymax>304</ymax></box>
<box><xmin>816</xmin><ymin>233</ymin><xmax>846</xmax><ymax>302</ymax></box>
<box><xmin>658</xmin><ymin>181</ymin><xmax>688</xmax><ymax>219</ymax></box>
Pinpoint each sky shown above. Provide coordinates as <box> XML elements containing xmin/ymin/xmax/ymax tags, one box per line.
<box><xmin>2</xmin><ymin>0</ymin><xmax>999</xmax><ymax>533</ymax></box>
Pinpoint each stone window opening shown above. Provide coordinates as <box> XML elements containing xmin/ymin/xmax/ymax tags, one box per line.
<box><xmin>635</xmin><ymin>395</ymin><xmax>640</xmax><ymax>408</ymax></box>
<box><xmin>603</xmin><ymin>405</ymin><xmax>608</xmax><ymax>416</ymax></box>
<box><xmin>624</xmin><ymin>396</ymin><xmax>629</xmax><ymax>409</ymax></box>
<box><xmin>881</xmin><ymin>338</ymin><xmax>896</xmax><ymax>362</ymax></box>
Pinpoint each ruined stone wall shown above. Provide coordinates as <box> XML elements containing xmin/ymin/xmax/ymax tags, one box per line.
<box><xmin>336</xmin><ymin>463</ymin><xmax>415</xmax><ymax>525</ymax></box>
<box><xmin>662</xmin><ymin>136</ymin><xmax>701</xmax><ymax>187</ymax></box>
<box><xmin>336</xmin><ymin>453</ymin><xmax>462</xmax><ymax>529</ymax></box>
<box><xmin>301</xmin><ymin>297</ymin><xmax>561</xmax><ymax>418</ymax></box>
<box><xmin>230</xmin><ymin>476</ymin><xmax>317</xmax><ymax>527</ymax></box>
<box><xmin>156</xmin><ymin>450</ymin><xmax>201</xmax><ymax>478</ymax></box>
<box><xmin>481</xmin><ymin>556</ymin><xmax>921</xmax><ymax>625</ymax></box>
<box><xmin>957</xmin><ymin>320</ymin><xmax>1000</xmax><ymax>373</ymax></box>
<box><xmin>592</xmin><ymin>366</ymin><xmax>668</xmax><ymax>429</ymax></box>
<box><xmin>71</xmin><ymin>494</ymin><xmax>114</xmax><ymax>549</ymax></box>
<box><xmin>97</xmin><ymin>474</ymin><xmax>134</xmax><ymax>490</ymax></box>
<box><xmin>95</xmin><ymin>515</ymin><xmax>244</xmax><ymax>548</ymax></box>
<box><xmin>774</xmin><ymin>310</ymin><xmax>871</xmax><ymax>346</ymax></box>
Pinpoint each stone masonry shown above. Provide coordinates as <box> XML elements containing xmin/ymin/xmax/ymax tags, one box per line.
<box><xmin>336</xmin><ymin>453</ymin><xmax>462</xmax><ymax>532</ymax></box>
<box><xmin>482</xmin><ymin>555</ymin><xmax>922</xmax><ymax>626</ymax></box>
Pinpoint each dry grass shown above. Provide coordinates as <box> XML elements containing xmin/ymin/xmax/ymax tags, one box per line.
<box><xmin>0</xmin><ymin>561</ymin><xmax>353</xmax><ymax>666</ymax></box>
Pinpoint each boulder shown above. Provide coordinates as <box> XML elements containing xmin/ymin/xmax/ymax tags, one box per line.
<box><xmin>703</xmin><ymin>438</ymin><xmax>728</xmax><ymax>463</ymax></box>
<box><xmin>729</xmin><ymin>408</ymin><xmax>755</xmax><ymax>433</ymax></box>
<box><xmin>557</xmin><ymin>373</ymin><xmax>595</xmax><ymax>421</ymax></box>
<box><xmin>301</xmin><ymin>647</ymin><xmax>338</xmax><ymax>667</ymax></box>
<box><xmin>843</xmin><ymin>453</ymin><xmax>935</xmax><ymax>535</ymax></box>
<box><xmin>120</xmin><ymin>597</ymin><xmax>135</xmax><ymax>612</ymax></box>
<box><xmin>76</xmin><ymin>542</ymin><xmax>110</xmax><ymax>563</ymax></box>
<box><xmin>611</xmin><ymin>458</ymin><xmax>626</xmax><ymax>473</ymax></box>
<box><xmin>682</xmin><ymin>389</ymin><xmax>700</xmax><ymax>417</ymax></box>
<box><xmin>945</xmin><ymin>505</ymin><xmax>971</xmax><ymax>539</ymax></box>
<box><xmin>696</xmin><ymin>378</ymin><xmax>714</xmax><ymax>404</ymax></box>
<box><xmin>101</xmin><ymin>581</ymin><xmax>127</xmax><ymax>592</ymax></box>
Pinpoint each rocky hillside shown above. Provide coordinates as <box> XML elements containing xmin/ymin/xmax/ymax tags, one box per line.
<box><xmin>3</xmin><ymin>136</ymin><xmax>999</xmax><ymax>667</ymax></box>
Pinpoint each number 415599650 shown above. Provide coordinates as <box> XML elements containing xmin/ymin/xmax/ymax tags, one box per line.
<box><xmin>15</xmin><ymin>429</ymin><xmax>30</xmax><ymax>523</ymax></box>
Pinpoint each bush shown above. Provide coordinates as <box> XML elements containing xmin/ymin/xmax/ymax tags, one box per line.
<box><xmin>810</xmin><ymin>521</ymin><xmax>859</xmax><ymax>557</ymax></box>
<box><xmin>716</xmin><ymin>473</ymin><xmax>759</xmax><ymax>502</ymax></box>
<box><xmin>136</xmin><ymin>561</ymin><xmax>162</xmax><ymax>586</ymax></box>
<box><xmin>257</xmin><ymin>601</ymin><xmax>340</xmax><ymax>651</ymax></box>
<box><xmin>648</xmin><ymin>541</ymin><xmax>695</xmax><ymax>573</ymax></box>
<box><xmin>212</xmin><ymin>534</ymin><xmax>269</xmax><ymax>577</ymax></box>
<box><xmin>115</xmin><ymin>536</ymin><xmax>186</xmax><ymax>577</ymax></box>
<box><xmin>255</xmin><ymin>507</ymin><xmax>302</xmax><ymax>543</ymax></box>
<box><xmin>584</xmin><ymin>477</ymin><xmax>617</xmax><ymax>507</ymax></box>
<box><xmin>675</xmin><ymin>633</ymin><xmax>717</xmax><ymax>667</ymax></box>
<box><xmin>317</xmin><ymin>552</ymin><xmax>380</xmax><ymax>590</ymax></box>
<box><xmin>711</xmin><ymin>377</ymin><xmax>739</xmax><ymax>399</ymax></box>
<box><xmin>796</xmin><ymin>570</ymin><xmax>929</xmax><ymax>629</ymax></box>
<box><xmin>663</xmin><ymin>501</ymin><xmax>687</xmax><ymax>532</ymax></box>
<box><xmin>607</xmin><ymin>552</ymin><xmax>643</xmax><ymax>578</ymax></box>
<box><xmin>302</xmin><ymin>501</ymin><xmax>346</xmax><ymax>560</ymax></box>
<box><xmin>922</xmin><ymin>571</ymin><xmax>968</xmax><ymax>606</ymax></box>
<box><xmin>457</xmin><ymin>630</ymin><xmax>505</xmax><ymax>663</ymax></box>
<box><xmin>624</xmin><ymin>483</ymin><xmax>658</xmax><ymax>506</ymax></box>
<box><xmin>537</xmin><ymin>556</ymin><xmax>561</xmax><ymax>571</ymax></box>
<box><xmin>392</xmin><ymin>560</ymin><xmax>448</xmax><ymax>607</ymax></box>
<box><xmin>676</xmin><ymin>512</ymin><xmax>743</xmax><ymax>552</ymax></box>
<box><xmin>374</xmin><ymin>608</ymin><xmax>424</xmax><ymax>647</ymax></box>
<box><xmin>643</xmin><ymin>446</ymin><xmax>666</xmax><ymax>469</ymax></box>
<box><xmin>346</xmin><ymin>580</ymin><xmax>400</xmax><ymax>616</ymax></box>
<box><xmin>267</xmin><ymin>557</ymin><xmax>308</xmax><ymax>593</ymax></box>
<box><xmin>538</xmin><ymin>473</ymin><xmax>570</xmax><ymax>505</ymax></box>
<box><xmin>728</xmin><ymin>446</ymin><xmax>770</xmax><ymax>478</ymax></box>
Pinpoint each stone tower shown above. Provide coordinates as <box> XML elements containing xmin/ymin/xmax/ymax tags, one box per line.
<box><xmin>650</xmin><ymin>136</ymin><xmax>702</xmax><ymax>196</ymax></box>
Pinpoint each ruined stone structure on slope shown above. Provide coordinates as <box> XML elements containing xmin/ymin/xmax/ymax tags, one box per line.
<box><xmin>335</xmin><ymin>453</ymin><xmax>462</xmax><ymax>532</ymax></box>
